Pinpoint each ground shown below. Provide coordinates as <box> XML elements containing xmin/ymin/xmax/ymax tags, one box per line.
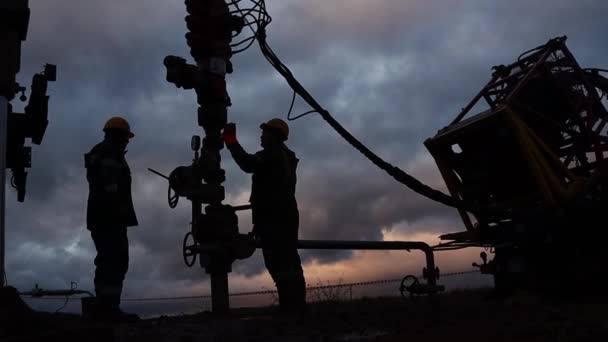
<box><xmin>2</xmin><ymin>290</ymin><xmax>608</xmax><ymax>341</ymax></box>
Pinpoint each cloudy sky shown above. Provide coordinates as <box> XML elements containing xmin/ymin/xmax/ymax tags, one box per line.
<box><xmin>5</xmin><ymin>0</ymin><xmax>607</xmax><ymax>315</ymax></box>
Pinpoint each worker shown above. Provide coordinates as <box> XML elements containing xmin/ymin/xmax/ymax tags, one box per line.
<box><xmin>84</xmin><ymin>116</ymin><xmax>139</xmax><ymax>322</ymax></box>
<box><xmin>222</xmin><ymin>118</ymin><xmax>306</xmax><ymax>313</ymax></box>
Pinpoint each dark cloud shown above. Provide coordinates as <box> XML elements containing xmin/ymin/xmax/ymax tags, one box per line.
<box><xmin>4</xmin><ymin>0</ymin><xmax>607</xmax><ymax>314</ymax></box>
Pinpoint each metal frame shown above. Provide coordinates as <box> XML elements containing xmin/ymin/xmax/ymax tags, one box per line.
<box><xmin>425</xmin><ymin>36</ymin><xmax>608</xmax><ymax>245</ymax></box>
<box><xmin>0</xmin><ymin>95</ymin><xmax>7</xmax><ymax>286</ymax></box>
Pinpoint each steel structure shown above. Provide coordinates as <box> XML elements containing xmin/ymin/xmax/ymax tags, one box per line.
<box><xmin>0</xmin><ymin>96</ymin><xmax>6</xmax><ymax>286</ymax></box>
<box><xmin>157</xmin><ymin>0</ymin><xmax>447</xmax><ymax>312</ymax></box>
<box><xmin>425</xmin><ymin>36</ymin><xmax>608</xmax><ymax>292</ymax></box>
<box><xmin>1</xmin><ymin>0</ymin><xmax>56</xmax><ymax>290</ymax></box>
<box><xmin>161</xmin><ymin>0</ymin><xmax>253</xmax><ymax>313</ymax></box>
<box><xmin>0</xmin><ymin>0</ymin><xmax>30</xmax><ymax>287</ymax></box>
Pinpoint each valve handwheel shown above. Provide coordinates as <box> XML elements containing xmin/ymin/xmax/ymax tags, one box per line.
<box><xmin>168</xmin><ymin>184</ymin><xmax>179</xmax><ymax>208</ymax></box>
<box><xmin>183</xmin><ymin>232</ymin><xmax>197</xmax><ymax>267</ymax></box>
<box><xmin>399</xmin><ymin>274</ymin><xmax>420</xmax><ymax>298</ymax></box>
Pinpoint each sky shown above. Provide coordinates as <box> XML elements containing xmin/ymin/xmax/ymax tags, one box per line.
<box><xmin>4</xmin><ymin>0</ymin><xmax>608</xmax><ymax>315</ymax></box>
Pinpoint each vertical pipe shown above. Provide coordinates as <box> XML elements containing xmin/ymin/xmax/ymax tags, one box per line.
<box><xmin>0</xmin><ymin>95</ymin><xmax>7</xmax><ymax>286</ymax></box>
<box><xmin>423</xmin><ymin>247</ymin><xmax>437</xmax><ymax>287</ymax></box>
<box><xmin>210</xmin><ymin>272</ymin><xmax>229</xmax><ymax>313</ymax></box>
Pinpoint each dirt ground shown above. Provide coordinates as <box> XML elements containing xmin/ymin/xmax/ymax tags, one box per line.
<box><xmin>2</xmin><ymin>289</ymin><xmax>608</xmax><ymax>341</ymax></box>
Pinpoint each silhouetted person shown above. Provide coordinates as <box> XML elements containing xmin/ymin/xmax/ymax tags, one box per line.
<box><xmin>223</xmin><ymin>118</ymin><xmax>306</xmax><ymax>312</ymax></box>
<box><xmin>84</xmin><ymin>117</ymin><xmax>139</xmax><ymax>322</ymax></box>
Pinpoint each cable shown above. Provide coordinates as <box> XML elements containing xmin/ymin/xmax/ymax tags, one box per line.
<box><xmin>285</xmin><ymin>90</ymin><xmax>318</xmax><ymax>121</ymax></box>
<box><xmin>253</xmin><ymin>15</ymin><xmax>479</xmax><ymax>212</ymax></box>
<box><xmin>518</xmin><ymin>45</ymin><xmax>544</xmax><ymax>62</ymax></box>
<box><xmin>289</xmin><ymin>110</ymin><xmax>318</xmax><ymax>121</ymax></box>
<box><xmin>228</xmin><ymin>0</ymin><xmax>270</xmax><ymax>55</ymax></box>
<box><xmin>55</xmin><ymin>296</ymin><xmax>69</xmax><ymax>313</ymax></box>
<box><xmin>231</xmin><ymin>36</ymin><xmax>257</xmax><ymax>54</ymax></box>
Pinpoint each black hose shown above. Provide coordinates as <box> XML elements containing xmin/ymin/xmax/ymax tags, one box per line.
<box><xmin>255</xmin><ymin>23</ymin><xmax>478</xmax><ymax>212</ymax></box>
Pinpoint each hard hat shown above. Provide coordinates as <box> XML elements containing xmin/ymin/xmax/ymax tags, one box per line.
<box><xmin>260</xmin><ymin>118</ymin><xmax>289</xmax><ymax>141</ymax></box>
<box><xmin>103</xmin><ymin>116</ymin><xmax>135</xmax><ymax>138</ymax></box>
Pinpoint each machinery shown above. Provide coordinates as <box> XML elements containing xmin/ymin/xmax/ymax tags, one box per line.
<box><xmin>426</xmin><ymin>36</ymin><xmax>608</xmax><ymax>293</ymax></box>
<box><xmin>0</xmin><ymin>0</ymin><xmax>56</xmax><ymax>203</ymax></box>
<box><xmin>155</xmin><ymin>0</ymin><xmax>608</xmax><ymax>311</ymax></box>
<box><xmin>154</xmin><ymin>0</ymin><xmax>444</xmax><ymax>313</ymax></box>
<box><xmin>1</xmin><ymin>0</ymin><xmax>57</xmax><ymax>308</ymax></box>
<box><xmin>155</xmin><ymin>0</ymin><xmax>256</xmax><ymax>313</ymax></box>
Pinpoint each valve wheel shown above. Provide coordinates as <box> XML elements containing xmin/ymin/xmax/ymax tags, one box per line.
<box><xmin>168</xmin><ymin>185</ymin><xmax>179</xmax><ymax>209</ymax></box>
<box><xmin>399</xmin><ymin>274</ymin><xmax>420</xmax><ymax>298</ymax></box>
<box><xmin>183</xmin><ymin>232</ymin><xmax>197</xmax><ymax>267</ymax></box>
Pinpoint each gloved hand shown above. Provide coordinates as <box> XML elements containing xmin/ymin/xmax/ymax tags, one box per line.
<box><xmin>222</xmin><ymin>123</ymin><xmax>237</xmax><ymax>146</ymax></box>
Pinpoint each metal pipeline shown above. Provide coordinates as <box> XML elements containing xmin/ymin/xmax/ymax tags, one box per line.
<box><xmin>193</xmin><ymin>237</ymin><xmax>440</xmax><ymax>286</ymax></box>
<box><xmin>256</xmin><ymin>239</ymin><xmax>439</xmax><ymax>287</ymax></box>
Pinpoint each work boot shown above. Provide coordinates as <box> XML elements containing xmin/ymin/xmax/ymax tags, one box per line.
<box><xmin>278</xmin><ymin>280</ymin><xmax>307</xmax><ymax>315</ymax></box>
<box><xmin>88</xmin><ymin>296</ymin><xmax>140</xmax><ymax>324</ymax></box>
<box><xmin>90</xmin><ymin>306</ymin><xmax>140</xmax><ymax>324</ymax></box>
<box><xmin>110</xmin><ymin>308</ymin><xmax>140</xmax><ymax>323</ymax></box>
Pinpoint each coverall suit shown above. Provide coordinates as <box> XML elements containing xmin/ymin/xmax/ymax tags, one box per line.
<box><xmin>85</xmin><ymin>139</ymin><xmax>138</xmax><ymax>312</ymax></box>
<box><xmin>228</xmin><ymin>141</ymin><xmax>306</xmax><ymax>310</ymax></box>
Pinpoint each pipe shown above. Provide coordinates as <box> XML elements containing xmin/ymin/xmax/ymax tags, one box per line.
<box><xmin>19</xmin><ymin>289</ymin><xmax>94</xmax><ymax>298</ymax></box>
<box><xmin>233</xmin><ymin>204</ymin><xmax>252</xmax><ymax>211</ymax></box>
<box><xmin>0</xmin><ymin>95</ymin><xmax>6</xmax><ymax>286</ymax></box>
<box><xmin>258</xmin><ymin>239</ymin><xmax>438</xmax><ymax>287</ymax></box>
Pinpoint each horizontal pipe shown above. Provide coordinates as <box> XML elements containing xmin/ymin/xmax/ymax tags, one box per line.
<box><xmin>233</xmin><ymin>204</ymin><xmax>252</xmax><ymax>211</ymax></box>
<box><xmin>194</xmin><ymin>239</ymin><xmax>440</xmax><ymax>286</ymax></box>
<box><xmin>19</xmin><ymin>289</ymin><xmax>94</xmax><ymax>297</ymax></box>
<box><xmin>290</xmin><ymin>240</ymin><xmax>437</xmax><ymax>286</ymax></box>
<box><xmin>295</xmin><ymin>239</ymin><xmax>431</xmax><ymax>252</ymax></box>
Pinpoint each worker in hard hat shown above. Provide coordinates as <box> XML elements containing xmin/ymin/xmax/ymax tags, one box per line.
<box><xmin>84</xmin><ymin>116</ymin><xmax>139</xmax><ymax>322</ymax></box>
<box><xmin>223</xmin><ymin>118</ymin><xmax>306</xmax><ymax>312</ymax></box>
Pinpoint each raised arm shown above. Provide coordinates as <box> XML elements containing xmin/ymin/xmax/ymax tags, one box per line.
<box><xmin>227</xmin><ymin>142</ymin><xmax>259</xmax><ymax>174</ymax></box>
<box><xmin>223</xmin><ymin>123</ymin><xmax>270</xmax><ymax>174</ymax></box>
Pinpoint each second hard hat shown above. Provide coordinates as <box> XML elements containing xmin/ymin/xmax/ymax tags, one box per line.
<box><xmin>260</xmin><ymin>118</ymin><xmax>289</xmax><ymax>141</ymax></box>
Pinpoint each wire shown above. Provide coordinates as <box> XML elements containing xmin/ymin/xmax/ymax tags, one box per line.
<box><xmin>253</xmin><ymin>12</ymin><xmax>479</xmax><ymax>212</ymax></box>
<box><xmin>121</xmin><ymin>270</ymin><xmax>479</xmax><ymax>302</ymax></box>
<box><xmin>517</xmin><ymin>44</ymin><xmax>545</xmax><ymax>62</ymax></box>
<box><xmin>228</xmin><ymin>0</ymin><xmax>270</xmax><ymax>55</ymax></box>
<box><xmin>285</xmin><ymin>90</ymin><xmax>318</xmax><ymax>121</ymax></box>
<box><xmin>289</xmin><ymin>110</ymin><xmax>318</xmax><ymax>121</ymax></box>
<box><xmin>22</xmin><ymin>270</ymin><xmax>480</xmax><ymax>303</ymax></box>
<box><xmin>55</xmin><ymin>296</ymin><xmax>70</xmax><ymax>313</ymax></box>
<box><xmin>54</xmin><ymin>282</ymin><xmax>78</xmax><ymax>313</ymax></box>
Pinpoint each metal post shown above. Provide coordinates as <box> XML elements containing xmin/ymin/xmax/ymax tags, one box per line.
<box><xmin>210</xmin><ymin>272</ymin><xmax>229</xmax><ymax>313</ymax></box>
<box><xmin>0</xmin><ymin>95</ymin><xmax>7</xmax><ymax>286</ymax></box>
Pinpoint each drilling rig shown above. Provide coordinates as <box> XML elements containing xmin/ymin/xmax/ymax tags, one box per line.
<box><xmin>426</xmin><ymin>36</ymin><xmax>608</xmax><ymax>294</ymax></box>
